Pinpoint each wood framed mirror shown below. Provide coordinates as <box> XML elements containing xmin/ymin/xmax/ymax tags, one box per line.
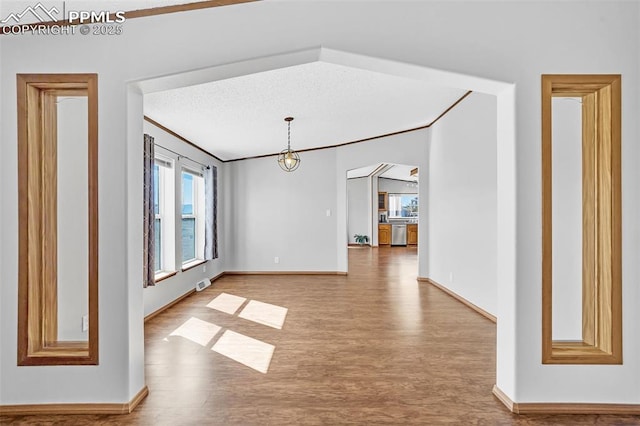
<box><xmin>17</xmin><ymin>74</ymin><xmax>98</xmax><ymax>366</ymax></box>
<box><xmin>541</xmin><ymin>74</ymin><xmax>621</xmax><ymax>364</ymax></box>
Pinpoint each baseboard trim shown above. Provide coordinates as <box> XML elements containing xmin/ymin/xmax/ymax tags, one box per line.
<box><xmin>492</xmin><ymin>385</ymin><xmax>515</xmax><ymax>412</ymax></box>
<box><xmin>492</xmin><ymin>385</ymin><xmax>640</xmax><ymax>414</ymax></box>
<box><xmin>144</xmin><ymin>289</ymin><xmax>196</xmax><ymax>322</ymax></box>
<box><xmin>128</xmin><ymin>386</ymin><xmax>149</xmax><ymax>412</ymax></box>
<box><xmin>224</xmin><ymin>271</ymin><xmax>347</xmax><ymax>276</ymax></box>
<box><xmin>209</xmin><ymin>271</ymin><xmax>226</xmax><ymax>283</ymax></box>
<box><xmin>0</xmin><ymin>386</ymin><xmax>149</xmax><ymax>415</ymax></box>
<box><xmin>417</xmin><ymin>277</ymin><xmax>497</xmax><ymax>323</ymax></box>
<box><xmin>144</xmin><ymin>272</ymin><xmax>226</xmax><ymax>322</ymax></box>
<box><xmin>145</xmin><ymin>270</ymin><xmax>347</xmax><ymax>322</ymax></box>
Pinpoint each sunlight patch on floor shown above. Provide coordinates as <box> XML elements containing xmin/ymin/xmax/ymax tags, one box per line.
<box><xmin>206</xmin><ymin>292</ymin><xmax>247</xmax><ymax>315</ymax></box>
<box><xmin>212</xmin><ymin>330</ymin><xmax>275</xmax><ymax>374</ymax></box>
<box><xmin>168</xmin><ymin>317</ymin><xmax>221</xmax><ymax>347</ymax></box>
<box><xmin>238</xmin><ymin>300</ymin><xmax>288</xmax><ymax>329</ymax></box>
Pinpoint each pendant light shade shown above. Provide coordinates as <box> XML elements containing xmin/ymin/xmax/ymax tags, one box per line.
<box><xmin>277</xmin><ymin>117</ymin><xmax>300</xmax><ymax>172</ymax></box>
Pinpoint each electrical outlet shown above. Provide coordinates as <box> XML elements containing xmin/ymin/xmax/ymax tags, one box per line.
<box><xmin>274</xmin><ymin>256</ymin><xmax>280</xmax><ymax>264</ymax></box>
<box><xmin>326</xmin><ymin>209</ymin><xmax>331</xmax><ymax>217</ymax></box>
<box><xmin>82</xmin><ymin>315</ymin><xmax>89</xmax><ymax>332</ymax></box>
<box><xmin>449</xmin><ymin>272</ymin><xmax>454</xmax><ymax>283</ymax></box>
<box><xmin>202</xmin><ymin>264</ymin><xmax>207</xmax><ymax>273</ymax></box>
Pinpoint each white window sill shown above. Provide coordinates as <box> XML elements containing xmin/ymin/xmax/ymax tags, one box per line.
<box><xmin>154</xmin><ymin>270</ymin><xmax>177</xmax><ymax>283</ymax></box>
<box><xmin>181</xmin><ymin>259</ymin><xmax>206</xmax><ymax>272</ymax></box>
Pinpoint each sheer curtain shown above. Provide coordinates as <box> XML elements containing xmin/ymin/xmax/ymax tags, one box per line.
<box><xmin>204</xmin><ymin>165</ymin><xmax>218</xmax><ymax>260</ymax></box>
<box><xmin>143</xmin><ymin>134</ymin><xmax>156</xmax><ymax>288</ymax></box>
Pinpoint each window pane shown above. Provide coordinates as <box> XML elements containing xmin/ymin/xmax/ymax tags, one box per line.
<box><xmin>153</xmin><ymin>163</ymin><xmax>160</xmax><ymax>215</ymax></box>
<box><xmin>182</xmin><ymin>217</ymin><xmax>196</xmax><ymax>262</ymax></box>
<box><xmin>182</xmin><ymin>172</ymin><xmax>194</xmax><ymax>215</ymax></box>
<box><xmin>154</xmin><ymin>218</ymin><xmax>161</xmax><ymax>272</ymax></box>
<box><xmin>388</xmin><ymin>194</ymin><xmax>418</xmax><ymax>218</ymax></box>
<box><xmin>402</xmin><ymin>195</ymin><xmax>418</xmax><ymax>217</ymax></box>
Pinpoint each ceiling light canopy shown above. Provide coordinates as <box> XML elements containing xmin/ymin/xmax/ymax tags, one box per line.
<box><xmin>277</xmin><ymin>116</ymin><xmax>301</xmax><ymax>172</ymax></box>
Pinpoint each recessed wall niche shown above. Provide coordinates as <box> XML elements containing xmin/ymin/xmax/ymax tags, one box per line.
<box><xmin>541</xmin><ymin>74</ymin><xmax>621</xmax><ymax>364</ymax></box>
<box><xmin>16</xmin><ymin>74</ymin><xmax>99</xmax><ymax>366</ymax></box>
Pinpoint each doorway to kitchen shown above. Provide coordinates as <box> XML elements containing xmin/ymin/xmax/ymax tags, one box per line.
<box><xmin>347</xmin><ymin>163</ymin><xmax>419</xmax><ymax>261</ymax></box>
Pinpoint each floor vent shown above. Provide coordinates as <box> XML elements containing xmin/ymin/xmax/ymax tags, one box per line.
<box><xmin>195</xmin><ymin>279</ymin><xmax>211</xmax><ymax>292</ymax></box>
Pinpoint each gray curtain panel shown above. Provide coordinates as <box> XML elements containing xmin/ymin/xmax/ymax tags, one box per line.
<box><xmin>204</xmin><ymin>165</ymin><xmax>218</xmax><ymax>260</ymax></box>
<box><xmin>143</xmin><ymin>134</ymin><xmax>156</xmax><ymax>288</ymax></box>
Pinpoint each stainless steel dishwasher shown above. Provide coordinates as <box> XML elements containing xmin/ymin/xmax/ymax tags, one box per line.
<box><xmin>391</xmin><ymin>224</ymin><xmax>407</xmax><ymax>246</ymax></box>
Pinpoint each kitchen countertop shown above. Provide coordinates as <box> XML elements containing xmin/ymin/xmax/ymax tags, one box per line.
<box><xmin>379</xmin><ymin>221</ymin><xmax>418</xmax><ymax>225</ymax></box>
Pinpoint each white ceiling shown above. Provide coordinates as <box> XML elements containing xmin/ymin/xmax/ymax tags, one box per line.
<box><xmin>347</xmin><ymin>164</ymin><xmax>418</xmax><ymax>182</ymax></box>
<box><xmin>144</xmin><ymin>61</ymin><xmax>468</xmax><ymax>161</ymax></box>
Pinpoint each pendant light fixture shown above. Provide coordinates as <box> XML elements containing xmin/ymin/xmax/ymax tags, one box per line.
<box><xmin>277</xmin><ymin>116</ymin><xmax>301</xmax><ymax>172</ymax></box>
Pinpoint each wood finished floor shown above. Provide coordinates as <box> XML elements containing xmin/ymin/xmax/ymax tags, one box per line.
<box><xmin>4</xmin><ymin>247</ymin><xmax>640</xmax><ymax>425</ymax></box>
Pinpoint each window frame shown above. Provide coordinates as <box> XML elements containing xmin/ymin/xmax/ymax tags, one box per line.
<box><xmin>16</xmin><ymin>73</ymin><xmax>99</xmax><ymax>366</ymax></box>
<box><xmin>541</xmin><ymin>74</ymin><xmax>622</xmax><ymax>365</ymax></box>
<box><xmin>153</xmin><ymin>154</ymin><xmax>176</xmax><ymax>280</ymax></box>
<box><xmin>181</xmin><ymin>167</ymin><xmax>205</xmax><ymax>267</ymax></box>
<box><xmin>154</xmin><ymin>162</ymin><xmax>163</xmax><ymax>273</ymax></box>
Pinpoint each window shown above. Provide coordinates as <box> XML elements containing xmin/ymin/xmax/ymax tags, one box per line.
<box><xmin>388</xmin><ymin>194</ymin><xmax>418</xmax><ymax>218</ymax></box>
<box><xmin>153</xmin><ymin>163</ymin><xmax>161</xmax><ymax>272</ymax></box>
<box><xmin>181</xmin><ymin>168</ymin><xmax>205</xmax><ymax>265</ymax></box>
<box><xmin>146</xmin><ymin>142</ymin><xmax>215</xmax><ymax>282</ymax></box>
<box><xmin>154</xmin><ymin>156</ymin><xmax>175</xmax><ymax>276</ymax></box>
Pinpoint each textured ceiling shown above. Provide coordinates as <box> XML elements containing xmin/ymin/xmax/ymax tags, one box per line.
<box><xmin>144</xmin><ymin>62</ymin><xmax>468</xmax><ymax>161</ymax></box>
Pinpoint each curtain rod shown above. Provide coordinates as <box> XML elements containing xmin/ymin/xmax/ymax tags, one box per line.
<box><xmin>155</xmin><ymin>143</ymin><xmax>211</xmax><ymax>169</ymax></box>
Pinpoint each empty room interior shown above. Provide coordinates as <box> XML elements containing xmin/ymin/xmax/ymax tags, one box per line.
<box><xmin>1</xmin><ymin>0</ymin><xmax>640</xmax><ymax>424</ymax></box>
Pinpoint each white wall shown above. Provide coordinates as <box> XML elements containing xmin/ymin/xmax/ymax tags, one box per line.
<box><xmin>1</xmin><ymin>0</ymin><xmax>638</xmax><ymax>408</ymax></box>
<box><xmin>347</xmin><ymin>177</ymin><xmax>370</xmax><ymax>244</ymax></box>
<box><xmin>57</xmin><ymin>97</ymin><xmax>89</xmax><ymax>341</ymax></box>
<box><xmin>226</xmin><ymin>148</ymin><xmax>338</xmax><ymax>272</ymax></box>
<box><xmin>370</xmin><ymin>174</ymin><xmax>379</xmax><ymax>245</ymax></box>
<box><xmin>551</xmin><ymin>98</ymin><xmax>583</xmax><ymax>340</ymax></box>
<box><xmin>142</xmin><ymin>120</ymin><xmax>225</xmax><ymax>317</ymax></box>
<box><xmin>0</xmin><ymin>36</ymin><xmax>5</xmax><ymax>402</ymax></box>
<box><xmin>428</xmin><ymin>92</ymin><xmax>497</xmax><ymax>316</ymax></box>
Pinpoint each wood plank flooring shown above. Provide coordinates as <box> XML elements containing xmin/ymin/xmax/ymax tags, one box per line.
<box><xmin>3</xmin><ymin>247</ymin><xmax>640</xmax><ymax>424</ymax></box>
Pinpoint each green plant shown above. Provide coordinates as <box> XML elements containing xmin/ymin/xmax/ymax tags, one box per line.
<box><xmin>354</xmin><ymin>234</ymin><xmax>369</xmax><ymax>245</ymax></box>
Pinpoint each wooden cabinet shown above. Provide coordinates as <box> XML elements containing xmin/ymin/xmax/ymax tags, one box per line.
<box><xmin>407</xmin><ymin>224</ymin><xmax>418</xmax><ymax>245</ymax></box>
<box><xmin>378</xmin><ymin>192</ymin><xmax>387</xmax><ymax>211</ymax></box>
<box><xmin>378</xmin><ymin>224</ymin><xmax>391</xmax><ymax>246</ymax></box>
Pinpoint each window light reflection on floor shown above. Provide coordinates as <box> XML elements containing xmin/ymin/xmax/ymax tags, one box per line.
<box><xmin>206</xmin><ymin>292</ymin><xmax>247</xmax><ymax>315</ymax></box>
<box><xmin>212</xmin><ymin>330</ymin><xmax>275</xmax><ymax>374</ymax></box>
<box><xmin>164</xmin><ymin>294</ymin><xmax>287</xmax><ymax>374</ymax></box>
<box><xmin>238</xmin><ymin>300</ymin><xmax>288</xmax><ymax>330</ymax></box>
<box><xmin>168</xmin><ymin>317</ymin><xmax>221</xmax><ymax>347</ymax></box>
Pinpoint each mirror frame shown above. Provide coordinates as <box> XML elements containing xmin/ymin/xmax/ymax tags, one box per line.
<box><xmin>541</xmin><ymin>74</ymin><xmax>622</xmax><ymax>364</ymax></box>
<box><xmin>17</xmin><ymin>73</ymin><xmax>99</xmax><ymax>366</ymax></box>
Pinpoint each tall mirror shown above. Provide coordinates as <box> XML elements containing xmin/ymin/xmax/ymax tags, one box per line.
<box><xmin>17</xmin><ymin>74</ymin><xmax>98</xmax><ymax>365</ymax></box>
<box><xmin>541</xmin><ymin>74</ymin><xmax>621</xmax><ymax>365</ymax></box>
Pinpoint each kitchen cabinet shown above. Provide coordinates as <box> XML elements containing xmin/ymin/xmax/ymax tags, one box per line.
<box><xmin>407</xmin><ymin>224</ymin><xmax>418</xmax><ymax>245</ymax></box>
<box><xmin>378</xmin><ymin>192</ymin><xmax>387</xmax><ymax>211</ymax></box>
<box><xmin>378</xmin><ymin>223</ymin><xmax>391</xmax><ymax>245</ymax></box>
